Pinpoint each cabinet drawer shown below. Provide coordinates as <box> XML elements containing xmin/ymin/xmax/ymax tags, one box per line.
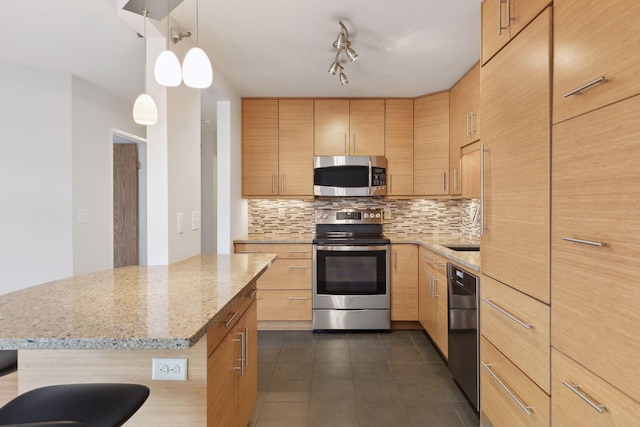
<box><xmin>553</xmin><ymin>0</ymin><xmax>640</xmax><ymax>123</ymax></box>
<box><xmin>552</xmin><ymin>349</ymin><xmax>640</xmax><ymax>426</ymax></box>
<box><xmin>207</xmin><ymin>300</ymin><xmax>240</xmax><ymax>356</ymax></box>
<box><xmin>481</xmin><ymin>275</ymin><xmax>550</xmax><ymax>394</ymax></box>
<box><xmin>480</xmin><ymin>337</ymin><xmax>550</xmax><ymax>427</ymax></box>
<box><xmin>237</xmin><ymin>282</ymin><xmax>259</xmax><ymax>317</ymax></box>
<box><xmin>235</xmin><ymin>243</ymin><xmax>312</xmax><ymax>259</ymax></box>
<box><xmin>257</xmin><ymin>259</ymin><xmax>312</xmax><ymax>290</ymax></box>
<box><xmin>257</xmin><ymin>290</ymin><xmax>312</xmax><ymax>321</ymax></box>
<box><xmin>419</xmin><ymin>247</ymin><xmax>447</xmax><ymax>275</ymax></box>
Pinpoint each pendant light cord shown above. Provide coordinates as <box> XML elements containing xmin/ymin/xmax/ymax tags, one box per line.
<box><xmin>195</xmin><ymin>0</ymin><xmax>199</xmax><ymax>46</ymax></box>
<box><xmin>143</xmin><ymin>9</ymin><xmax>148</xmax><ymax>93</ymax></box>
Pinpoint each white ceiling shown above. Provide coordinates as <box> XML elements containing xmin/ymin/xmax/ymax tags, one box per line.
<box><xmin>1</xmin><ymin>0</ymin><xmax>481</xmax><ymax>120</ymax></box>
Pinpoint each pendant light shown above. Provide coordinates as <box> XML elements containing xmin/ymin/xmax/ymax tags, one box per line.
<box><xmin>154</xmin><ymin>1</ymin><xmax>182</xmax><ymax>87</ymax></box>
<box><xmin>182</xmin><ymin>0</ymin><xmax>212</xmax><ymax>88</ymax></box>
<box><xmin>133</xmin><ymin>9</ymin><xmax>158</xmax><ymax>125</ymax></box>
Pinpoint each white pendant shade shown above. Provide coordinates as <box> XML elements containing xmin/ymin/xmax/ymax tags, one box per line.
<box><xmin>182</xmin><ymin>47</ymin><xmax>213</xmax><ymax>88</ymax></box>
<box><xmin>154</xmin><ymin>50</ymin><xmax>182</xmax><ymax>87</ymax></box>
<box><xmin>132</xmin><ymin>93</ymin><xmax>158</xmax><ymax>125</ymax></box>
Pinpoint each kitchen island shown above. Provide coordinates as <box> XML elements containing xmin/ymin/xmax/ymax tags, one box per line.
<box><xmin>0</xmin><ymin>253</ymin><xmax>275</xmax><ymax>426</ymax></box>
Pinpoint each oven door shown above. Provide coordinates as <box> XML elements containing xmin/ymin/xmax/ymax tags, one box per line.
<box><xmin>313</xmin><ymin>244</ymin><xmax>390</xmax><ymax>309</ymax></box>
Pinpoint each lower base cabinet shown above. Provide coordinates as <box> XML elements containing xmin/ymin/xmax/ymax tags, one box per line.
<box><xmin>418</xmin><ymin>247</ymin><xmax>448</xmax><ymax>359</ymax></box>
<box><xmin>480</xmin><ymin>337</ymin><xmax>549</xmax><ymax>427</ymax></box>
<box><xmin>552</xmin><ymin>349</ymin><xmax>640</xmax><ymax>426</ymax></box>
<box><xmin>207</xmin><ymin>293</ymin><xmax>257</xmax><ymax>427</ymax></box>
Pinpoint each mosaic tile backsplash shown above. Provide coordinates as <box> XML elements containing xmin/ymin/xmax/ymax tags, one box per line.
<box><xmin>248</xmin><ymin>198</ymin><xmax>481</xmax><ymax>241</ymax></box>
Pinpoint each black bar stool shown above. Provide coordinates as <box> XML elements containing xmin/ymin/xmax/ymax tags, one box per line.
<box><xmin>0</xmin><ymin>383</ymin><xmax>149</xmax><ymax>427</ymax></box>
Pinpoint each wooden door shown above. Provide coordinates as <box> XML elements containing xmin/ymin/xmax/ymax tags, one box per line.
<box><xmin>459</xmin><ymin>63</ymin><xmax>481</xmax><ymax>146</ymax></box>
<box><xmin>113</xmin><ymin>143</ymin><xmax>138</xmax><ymax>268</ymax></box>
<box><xmin>390</xmin><ymin>244</ymin><xmax>418</xmax><ymax>321</ymax></box>
<box><xmin>349</xmin><ymin>99</ymin><xmax>385</xmax><ymax>156</ymax></box>
<box><xmin>242</xmin><ymin>99</ymin><xmax>279</xmax><ymax>196</ymax></box>
<box><xmin>553</xmin><ymin>0</ymin><xmax>640</xmax><ymax>123</ymax></box>
<box><xmin>480</xmin><ymin>8</ymin><xmax>550</xmax><ymax>303</ymax></box>
<box><xmin>414</xmin><ymin>92</ymin><xmax>450</xmax><ymax>196</ymax></box>
<box><xmin>551</xmin><ymin>94</ymin><xmax>640</xmax><ymax>402</ymax></box>
<box><xmin>278</xmin><ymin>100</ymin><xmax>313</xmax><ymax>196</ymax></box>
<box><xmin>385</xmin><ymin>99</ymin><xmax>414</xmax><ymax>196</ymax></box>
<box><xmin>314</xmin><ymin>100</ymin><xmax>349</xmax><ymax>155</ymax></box>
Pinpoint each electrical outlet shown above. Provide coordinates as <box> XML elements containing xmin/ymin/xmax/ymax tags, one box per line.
<box><xmin>384</xmin><ymin>208</ymin><xmax>392</xmax><ymax>220</ymax></box>
<box><xmin>152</xmin><ymin>358</ymin><xmax>188</xmax><ymax>381</ymax></box>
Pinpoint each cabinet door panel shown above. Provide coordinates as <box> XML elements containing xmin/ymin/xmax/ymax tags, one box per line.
<box><xmin>480</xmin><ymin>8</ymin><xmax>550</xmax><ymax>303</ymax></box>
<box><xmin>349</xmin><ymin>99</ymin><xmax>385</xmax><ymax>156</ymax></box>
<box><xmin>238</xmin><ymin>302</ymin><xmax>257</xmax><ymax>427</ymax></box>
<box><xmin>257</xmin><ymin>259</ymin><xmax>312</xmax><ymax>291</ymax></box>
<box><xmin>314</xmin><ymin>100</ymin><xmax>349</xmax><ymax>155</ymax></box>
<box><xmin>554</xmin><ymin>0</ymin><xmax>640</xmax><ymax>123</ymax></box>
<box><xmin>242</xmin><ymin>100</ymin><xmax>279</xmax><ymax>196</ymax></box>
<box><xmin>207</xmin><ymin>331</ymin><xmax>239</xmax><ymax>427</ymax></box>
<box><xmin>257</xmin><ymin>290</ymin><xmax>312</xmax><ymax>321</ymax></box>
<box><xmin>481</xmin><ymin>0</ymin><xmax>511</xmax><ymax>65</ymax></box>
<box><xmin>551</xmin><ymin>94</ymin><xmax>640</xmax><ymax>402</ymax></box>
<box><xmin>385</xmin><ymin>99</ymin><xmax>414</xmax><ymax>196</ymax></box>
<box><xmin>279</xmin><ymin>100</ymin><xmax>313</xmax><ymax>196</ymax></box>
<box><xmin>414</xmin><ymin>92</ymin><xmax>450</xmax><ymax>196</ymax></box>
<box><xmin>390</xmin><ymin>244</ymin><xmax>418</xmax><ymax>321</ymax></box>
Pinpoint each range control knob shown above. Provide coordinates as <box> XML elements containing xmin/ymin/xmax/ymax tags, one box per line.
<box><xmin>375</xmin><ymin>213</ymin><xmax>381</xmax><ymax>219</ymax></box>
<box><xmin>363</xmin><ymin>213</ymin><xmax>369</xmax><ymax>219</ymax></box>
<box><xmin>322</xmin><ymin>213</ymin><xmax>329</xmax><ymax>219</ymax></box>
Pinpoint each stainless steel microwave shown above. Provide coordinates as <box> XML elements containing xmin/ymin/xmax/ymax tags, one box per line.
<box><xmin>313</xmin><ymin>156</ymin><xmax>387</xmax><ymax>197</ymax></box>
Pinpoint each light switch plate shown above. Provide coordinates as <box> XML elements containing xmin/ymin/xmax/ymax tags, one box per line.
<box><xmin>177</xmin><ymin>212</ymin><xmax>184</xmax><ymax>234</ymax></box>
<box><xmin>192</xmin><ymin>211</ymin><xmax>201</xmax><ymax>231</ymax></box>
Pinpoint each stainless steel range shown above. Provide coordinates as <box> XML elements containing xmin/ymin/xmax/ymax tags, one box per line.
<box><xmin>312</xmin><ymin>209</ymin><xmax>391</xmax><ymax>330</ymax></box>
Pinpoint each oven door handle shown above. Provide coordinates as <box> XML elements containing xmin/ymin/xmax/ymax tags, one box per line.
<box><xmin>315</xmin><ymin>245</ymin><xmax>388</xmax><ymax>252</ymax></box>
<box><xmin>368</xmin><ymin>158</ymin><xmax>372</xmax><ymax>195</ymax></box>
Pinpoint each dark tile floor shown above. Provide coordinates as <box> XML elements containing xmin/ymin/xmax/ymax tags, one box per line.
<box><xmin>251</xmin><ymin>330</ymin><xmax>479</xmax><ymax>427</ymax></box>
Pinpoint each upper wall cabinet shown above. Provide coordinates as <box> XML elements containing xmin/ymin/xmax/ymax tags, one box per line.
<box><xmin>449</xmin><ymin>63</ymin><xmax>480</xmax><ymax>195</ymax></box>
<box><xmin>553</xmin><ymin>0</ymin><xmax>640</xmax><ymax>124</ymax></box>
<box><xmin>242</xmin><ymin>99</ymin><xmax>313</xmax><ymax>197</ymax></box>
<box><xmin>414</xmin><ymin>92</ymin><xmax>450</xmax><ymax>196</ymax></box>
<box><xmin>385</xmin><ymin>99</ymin><xmax>414</xmax><ymax>196</ymax></box>
<box><xmin>481</xmin><ymin>0</ymin><xmax>551</xmax><ymax>65</ymax></box>
<box><xmin>314</xmin><ymin>99</ymin><xmax>385</xmax><ymax>156</ymax></box>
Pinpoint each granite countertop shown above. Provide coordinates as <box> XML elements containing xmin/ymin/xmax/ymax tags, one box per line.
<box><xmin>0</xmin><ymin>254</ymin><xmax>276</xmax><ymax>351</ymax></box>
<box><xmin>235</xmin><ymin>235</ymin><xmax>480</xmax><ymax>272</ymax></box>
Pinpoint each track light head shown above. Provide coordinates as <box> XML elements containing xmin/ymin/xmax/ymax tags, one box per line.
<box><xmin>328</xmin><ymin>60</ymin><xmax>343</xmax><ymax>75</ymax></box>
<box><xmin>339</xmin><ymin>72</ymin><xmax>349</xmax><ymax>85</ymax></box>
<box><xmin>345</xmin><ymin>46</ymin><xmax>358</xmax><ymax>62</ymax></box>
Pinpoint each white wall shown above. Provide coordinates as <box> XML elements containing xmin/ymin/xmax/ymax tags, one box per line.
<box><xmin>71</xmin><ymin>77</ymin><xmax>143</xmax><ymax>275</ymax></box>
<box><xmin>0</xmin><ymin>62</ymin><xmax>74</xmax><ymax>294</ymax></box>
<box><xmin>201</xmin><ymin>123</ymin><xmax>217</xmax><ymax>254</ymax></box>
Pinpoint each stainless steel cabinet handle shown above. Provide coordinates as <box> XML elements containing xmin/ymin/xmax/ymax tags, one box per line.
<box><xmin>344</xmin><ymin>134</ymin><xmax>347</xmax><ymax>154</ymax></box>
<box><xmin>232</xmin><ymin>336</ymin><xmax>243</xmax><ymax>371</ymax></box>
<box><xmin>466</xmin><ymin>113</ymin><xmax>471</xmax><ymax>136</ymax></box>
<box><xmin>424</xmin><ymin>255</ymin><xmax>434</xmax><ymax>261</ymax></box>
<box><xmin>239</xmin><ymin>250</ymin><xmax>261</xmax><ymax>254</ymax></box>
<box><xmin>482</xmin><ymin>298</ymin><xmax>533</xmax><ymax>330</ymax></box>
<box><xmin>443</xmin><ymin>172</ymin><xmax>447</xmax><ymax>192</ymax></box>
<box><xmin>564</xmin><ymin>76</ymin><xmax>606</xmax><ymax>98</ymax></box>
<box><xmin>271</xmin><ymin>174</ymin><xmax>275</xmax><ymax>193</ymax></box>
<box><xmin>562</xmin><ymin>237</ymin><xmax>606</xmax><ymax>247</ymax></box>
<box><xmin>482</xmin><ymin>362</ymin><xmax>532</xmax><ymax>415</ymax></box>
<box><xmin>222</xmin><ymin>311</ymin><xmax>240</xmax><ymax>327</ymax></box>
<box><xmin>288</xmin><ymin>250</ymin><xmax>309</xmax><ymax>254</ymax></box>
<box><xmin>562</xmin><ymin>381</ymin><xmax>606</xmax><ymax>414</ymax></box>
<box><xmin>435</xmin><ymin>262</ymin><xmax>446</xmax><ymax>267</ymax></box>
<box><xmin>433</xmin><ymin>277</ymin><xmax>439</xmax><ymax>297</ymax></box>
<box><xmin>287</xmin><ymin>265</ymin><xmax>309</xmax><ymax>270</ymax></box>
<box><xmin>472</xmin><ymin>112</ymin><xmax>477</xmax><ymax>135</ymax></box>
<box><xmin>248</xmin><ymin>288</ymin><xmax>258</xmax><ymax>299</ymax></box>
<box><xmin>244</xmin><ymin>327</ymin><xmax>249</xmax><ymax>369</ymax></box>
<box><xmin>453</xmin><ymin>168</ymin><xmax>458</xmax><ymax>190</ymax></box>
<box><xmin>480</xmin><ymin>144</ymin><xmax>488</xmax><ymax>235</ymax></box>
<box><xmin>498</xmin><ymin>0</ymin><xmax>503</xmax><ymax>35</ymax></box>
<box><xmin>353</xmin><ymin>134</ymin><xmax>356</xmax><ymax>153</ymax></box>
<box><xmin>394</xmin><ymin>250</ymin><xmax>398</xmax><ymax>270</ymax></box>
<box><xmin>280</xmin><ymin>174</ymin><xmax>285</xmax><ymax>192</ymax></box>
<box><xmin>389</xmin><ymin>174</ymin><xmax>393</xmax><ymax>194</ymax></box>
<box><xmin>287</xmin><ymin>296</ymin><xmax>308</xmax><ymax>301</ymax></box>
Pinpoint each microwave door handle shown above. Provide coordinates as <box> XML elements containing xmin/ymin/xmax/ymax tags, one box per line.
<box><xmin>368</xmin><ymin>159</ymin><xmax>372</xmax><ymax>195</ymax></box>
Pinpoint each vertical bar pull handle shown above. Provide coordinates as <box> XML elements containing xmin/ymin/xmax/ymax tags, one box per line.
<box><xmin>353</xmin><ymin>134</ymin><xmax>356</xmax><ymax>153</ymax></box>
<box><xmin>562</xmin><ymin>382</ymin><xmax>606</xmax><ymax>414</ymax></box>
<box><xmin>344</xmin><ymin>134</ymin><xmax>348</xmax><ymax>154</ymax></box>
<box><xmin>498</xmin><ymin>0</ymin><xmax>503</xmax><ymax>35</ymax></box>
<box><xmin>443</xmin><ymin>172</ymin><xmax>447</xmax><ymax>192</ymax></box>
<box><xmin>480</xmin><ymin>144</ymin><xmax>488</xmax><ymax>235</ymax></box>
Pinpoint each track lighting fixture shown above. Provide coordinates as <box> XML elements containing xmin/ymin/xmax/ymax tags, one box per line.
<box><xmin>328</xmin><ymin>20</ymin><xmax>358</xmax><ymax>85</ymax></box>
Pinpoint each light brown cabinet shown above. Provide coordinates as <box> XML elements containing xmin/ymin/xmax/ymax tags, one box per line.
<box><xmin>418</xmin><ymin>246</ymin><xmax>448</xmax><ymax>358</ymax></box>
<box><xmin>242</xmin><ymin>99</ymin><xmax>314</xmax><ymax>197</ymax></box>
<box><xmin>314</xmin><ymin>99</ymin><xmax>385</xmax><ymax>156</ymax></box>
<box><xmin>390</xmin><ymin>244</ymin><xmax>418</xmax><ymax>321</ymax></box>
<box><xmin>460</xmin><ymin>143</ymin><xmax>480</xmax><ymax>199</ymax></box>
<box><xmin>449</xmin><ymin>63</ymin><xmax>480</xmax><ymax>196</ymax></box>
<box><xmin>414</xmin><ymin>92</ymin><xmax>450</xmax><ymax>196</ymax></box>
<box><xmin>481</xmin><ymin>0</ymin><xmax>551</xmax><ymax>65</ymax></box>
<box><xmin>235</xmin><ymin>243</ymin><xmax>313</xmax><ymax>323</ymax></box>
<box><xmin>552</xmin><ymin>349</ymin><xmax>640</xmax><ymax>426</ymax></box>
<box><xmin>551</xmin><ymin>94</ymin><xmax>640</xmax><ymax>404</ymax></box>
<box><xmin>553</xmin><ymin>0</ymin><xmax>640</xmax><ymax>124</ymax></box>
<box><xmin>480</xmin><ymin>7</ymin><xmax>551</xmax><ymax>304</ymax></box>
<box><xmin>480</xmin><ymin>337</ymin><xmax>550</xmax><ymax>427</ymax></box>
<box><xmin>385</xmin><ymin>99</ymin><xmax>414</xmax><ymax>196</ymax></box>
<box><xmin>207</xmin><ymin>287</ymin><xmax>258</xmax><ymax>427</ymax></box>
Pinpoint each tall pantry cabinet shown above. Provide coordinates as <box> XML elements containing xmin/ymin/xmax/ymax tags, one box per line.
<box><xmin>479</xmin><ymin>4</ymin><xmax>551</xmax><ymax>426</ymax></box>
<box><xmin>550</xmin><ymin>0</ymin><xmax>640</xmax><ymax>423</ymax></box>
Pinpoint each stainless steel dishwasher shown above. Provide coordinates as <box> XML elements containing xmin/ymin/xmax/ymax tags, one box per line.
<box><xmin>447</xmin><ymin>263</ymin><xmax>480</xmax><ymax>411</ymax></box>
